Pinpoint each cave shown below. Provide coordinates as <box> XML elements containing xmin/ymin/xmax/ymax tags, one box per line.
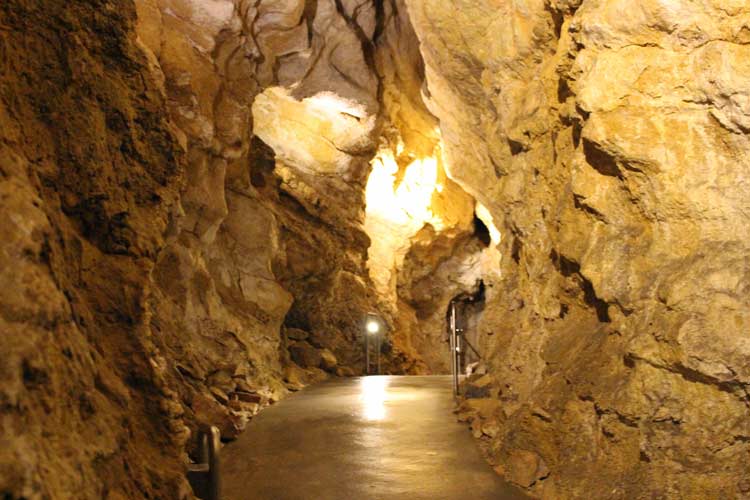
<box><xmin>1</xmin><ymin>0</ymin><xmax>749</xmax><ymax>499</ymax></box>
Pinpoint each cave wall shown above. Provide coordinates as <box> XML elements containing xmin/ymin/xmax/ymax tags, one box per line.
<box><xmin>0</xmin><ymin>0</ymin><xmax>190</xmax><ymax>497</ymax></box>
<box><xmin>363</xmin><ymin>0</ymin><xmax>505</xmax><ymax>374</ymax></box>
<box><xmin>0</xmin><ymin>0</ymin><xmax>421</xmax><ymax>497</ymax></box>
<box><xmin>132</xmin><ymin>0</ymin><xmax>396</xmax><ymax>438</ymax></box>
<box><xmin>405</xmin><ymin>0</ymin><xmax>750</xmax><ymax>497</ymax></box>
<box><xmin>3</xmin><ymin>0</ymin><xmax>748</xmax><ymax>498</ymax></box>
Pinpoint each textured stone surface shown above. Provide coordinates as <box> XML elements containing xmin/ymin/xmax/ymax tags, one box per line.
<box><xmin>3</xmin><ymin>0</ymin><xmax>749</xmax><ymax>498</ymax></box>
<box><xmin>405</xmin><ymin>0</ymin><xmax>750</xmax><ymax>497</ymax></box>
<box><xmin>361</xmin><ymin>0</ymin><xmax>504</xmax><ymax>374</ymax></box>
<box><xmin>0</xmin><ymin>1</ymin><xmax>189</xmax><ymax>497</ymax></box>
<box><xmin>0</xmin><ymin>0</ymin><xmax>401</xmax><ymax>497</ymax></box>
<box><xmin>132</xmin><ymin>0</ymin><xmax>392</xmax><ymax>449</ymax></box>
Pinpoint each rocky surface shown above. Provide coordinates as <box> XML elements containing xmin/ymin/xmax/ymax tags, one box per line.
<box><xmin>0</xmin><ymin>1</ymin><xmax>190</xmax><ymax>497</ymax></box>
<box><xmin>0</xmin><ymin>0</ymin><xmax>411</xmax><ymax>497</ymax></box>
<box><xmin>363</xmin><ymin>0</ymin><xmax>503</xmax><ymax>373</ymax></box>
<box><xmin>406</xmin><ymin>0</ymin><xmax>750</xmax><ymax>497</ymax></box>
<box><xmin>3</xmin><ymin>0</ymin><xmax>749</xmax><ymax>498</ymax></box>
<box><xmin>132</xmin><ymin>0</ymin><xmax>394</xmax><ymax>447</ymax></box>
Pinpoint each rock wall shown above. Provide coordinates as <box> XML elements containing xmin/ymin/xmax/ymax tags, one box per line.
<box><xmin>132</xmin><ymin>0</ymin><xmax>395</xmax><ymax>440</ymax></box>
<box><xmin>363</xmin><ymin>0</ymin><xmax>505</xmax><ymax>374</ymax></box>
<box><xmin>4</xmin><ymin>0</ymin><xmax>748</xmax><ymax>498</ymax></box>
<box><xmin>0</xmin><ymin>0</ymin><xmax>190</xmax><ymax>497</ymax></box>
<box><xmin>405</xmin><ymin>0</ymin><xmax>750</xmax><ymax>497</ymax></box>
<box><xmin>0</xmin><ymin>0</ymin><xmax>420</xmax><ymax>497</ymax></box>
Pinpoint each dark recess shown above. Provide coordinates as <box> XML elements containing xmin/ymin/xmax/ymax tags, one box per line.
<box><xmin>583</xmin><ymin>139</ymin><xmax>622</xmax><ymax>178</ymax></box>
<box><xmin>511</xmin><ymin>237</ymin><xmax>522</xmax><ymax>264</ymax></box>
<box><xmin>249</xmin><ymin>136</ymin><xmax>276</xmax><ymax>188</ymax></box>
<box><xmin>473</xmin><ymin>213</ymin><xmax>491</xmax><ymax>247</ymax></box>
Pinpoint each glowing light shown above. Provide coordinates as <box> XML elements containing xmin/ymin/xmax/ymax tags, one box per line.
<box><xmin>395</xmin><ymin>156</ymin><xmax>440</xmax><ymax>223</ymax></box>
<box><xmin>365</xmin><ymin>149</ymin><xmax>442</xmax><ymax>229</ymax></box>
<box><xmin>366</xmin><ymin>320</ymin><xmax>380</xmax><ymax>334</ymax></box>
<box><xmin>361</xmin><ymin>376</ymin><xmax>388</xmax><ymax>421</ymax></box>
<box><xmin>364</xmin><ymin>143</ymin><xmax>453</xmax><ymax>300</ymax></box>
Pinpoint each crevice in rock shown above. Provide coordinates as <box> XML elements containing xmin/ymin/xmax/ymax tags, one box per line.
<box><xmin>582</xmin><ymin>139</ymin><xmax>622</xmax><ymax>179</ymax></box>
<box><xmin>550</xmin><ymin>249</ymin><xmax>611</xmax><ymax>323</ymax></box>
<box><xmin>573</xmin><ymin>194</ymin><xmax>607</xmax><ymax>222</ymax></box>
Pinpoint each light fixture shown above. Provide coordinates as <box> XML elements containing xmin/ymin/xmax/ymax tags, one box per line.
<box><xmin>364</xmin><ymin>312</ymin><xmax>384</xmax><ymax>375</ymax></box>
<box><xmin>366</xmin><ymin>319</ymin><xmax>380</xmax><ymax>334</ymax></box>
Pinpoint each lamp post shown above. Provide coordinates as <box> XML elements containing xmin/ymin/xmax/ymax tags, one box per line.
<box><xmin>364</xmin><ymin>312</ymin><xmax>382</xmax><ymax>375</ymax></box>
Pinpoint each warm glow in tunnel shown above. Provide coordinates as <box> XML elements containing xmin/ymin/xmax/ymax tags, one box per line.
<box><xmin>365</xmin><ymin>148</ymin><xmax>443</xmax><ymax>230</ymax></box>
<box><xmin>364</xmin><ymin>142</ymin><xmax>450</xmax><ymax>300</ymax></box>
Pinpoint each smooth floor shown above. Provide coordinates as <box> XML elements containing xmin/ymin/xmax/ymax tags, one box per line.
<box><xmin>221</xmin><ymin>375</ymin><xmax>526</xmax><ymax>500</ymax></box>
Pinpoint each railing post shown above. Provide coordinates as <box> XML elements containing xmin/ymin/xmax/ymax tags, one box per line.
<box><xmin>365</xmin><ymin>312</ymin><xmax>383</xmax><ymax>375</ymax></box>
<box><xmin>450</xmin><ymin>301</ymin><xmax>459</xmax><ymax>397</ymax></box>
<box><xmin>376</xmin><ymin>328</ymin><xmax>381</xmax><ymax>375</ymax></box>
<box><xmin>187</xmin><ymin>425</ymin><xmax>221</xmax><ymax>500</ymax></box>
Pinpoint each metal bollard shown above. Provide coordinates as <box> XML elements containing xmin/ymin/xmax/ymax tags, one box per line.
<box><xmin>187</xmin><ymin>426</ymin><xmax>221</xmax><ymax>500</ymax></box>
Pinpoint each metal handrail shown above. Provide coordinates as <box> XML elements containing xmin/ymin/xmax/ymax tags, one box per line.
<box><xmin>449</xmin><ymin>298</ymin><xmax>484</xmax><ymax>397</ymax></box>
<box><xmin>463</xmin><ymin>336</ymin><xmax>482</xmax><ymax>360</ymax></box>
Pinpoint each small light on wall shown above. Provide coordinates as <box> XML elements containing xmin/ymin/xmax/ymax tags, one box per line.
<box><xmin>366</xmin><ymin>319</ymin><xmax>380</xmax><ymax>334</ymax></box>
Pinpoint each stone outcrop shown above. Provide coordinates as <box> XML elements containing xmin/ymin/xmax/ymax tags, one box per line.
<box><xmin>405</xmin><ymin>0</ymin><xmax>750</xmax><ymax>497</ymax></box>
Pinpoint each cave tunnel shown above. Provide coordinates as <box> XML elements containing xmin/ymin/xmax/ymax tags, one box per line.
<box><xmin>1</xmin><ymin>0</ymin><xmax>749</xmax><ymax>499</ymax></box>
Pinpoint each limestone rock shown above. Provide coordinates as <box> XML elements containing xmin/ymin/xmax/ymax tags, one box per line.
<box><xmin>319</xmin><ymin>349</ymin><xmax>338</xmax><ymax>371</ymax></box>
<box><xmin>406</xmin><ymin>0</ymin><xmax>750</xmax><ymax>496</ymax></box>
<box><xmin>471</xmin><ymin>418</ymin><xmax>483</xmax><ymax>439</ymax></box>
<box><xmin>233</xmin><ymin>391</ymin><xmax>263</xmax><ymax>405</ymax></box>
<box><xmin>286</xmin><ymin>328</ymin><xmax>310</xmax><ymax>341</ymax></box>
<box><xmin>456</xmin><ymin>398</ymin><xmax>502</xmax><ymax>425</ymax></box>
<box><xmin>481</xmin><ymin>419</ymin><xmax>501</xmax><ymax>439</ymax></box>
<box><xmin>283</xmin><ymin>364</ymin><xmax>308</xmax><ymax>392</ymax></box>
<box><xmin>192</xmin><ymin>394</ymin><xmax>247</xmax><ymax>440</ymax></box>
<box><xmin>289</xmin><ymin>342</ymin><xmax>324</xmax><ymax>369</ymax></box>
<box><xmin>336</xmin><ymin>366</ymin><xmax>357</xmax><ymax>377</ymax></box>
<box><xmin>0</xmin><ymin>0</ymin><xmax>191</xmax><ymax>496</ymax></box>
<box><xmin>506</xmin><ymin>450</ymin><xmax>550</xmax><ymax>489</ymax></box>
<box><xmin>464</xmin><ymin>374</ymin><xmax>494</xmax><ymax>399</ymax></box>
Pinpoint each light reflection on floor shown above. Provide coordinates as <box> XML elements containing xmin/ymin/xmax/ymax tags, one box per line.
<box><xmin>360</xmin><ymin>376</ymin><xmax>389</xmax><ymax>421</ymax></box>
<box><xmin>222</xmin><ymin>376</ymin><xmax>525</xmax><ymax>499</ymax></box>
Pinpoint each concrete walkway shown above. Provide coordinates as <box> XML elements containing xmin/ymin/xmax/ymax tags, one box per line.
<box><xmin>222</xmin><ymin>375</ymin><xmax>526</xmax><ymax>499</ymax></box>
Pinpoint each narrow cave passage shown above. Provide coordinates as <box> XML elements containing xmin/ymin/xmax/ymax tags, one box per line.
<box><xmin>2</xmin><ymin>0</ymin><xmax>749</xmax><ymax>499</ymax></box>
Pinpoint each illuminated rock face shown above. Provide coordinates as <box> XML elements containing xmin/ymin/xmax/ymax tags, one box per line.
<box><xmin>130</xmin><ymin>0</ymin><xmax>395</xmax><ymax>444</ymax></box>
<box><xmin>406</xmin><ymin>0</ymin><xmax>750</xmax><ymax>497</ymax></box>
<box><xmin>2</xmin><ymin>0</ymin><xmax>749</xmax><ymax>498</ymax></box>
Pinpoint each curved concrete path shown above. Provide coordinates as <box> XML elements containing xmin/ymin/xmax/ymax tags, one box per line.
<box><xmin>222</xmin><ymin>375</ymin><xmax>526</xmax><ymax>499</ymax></box>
